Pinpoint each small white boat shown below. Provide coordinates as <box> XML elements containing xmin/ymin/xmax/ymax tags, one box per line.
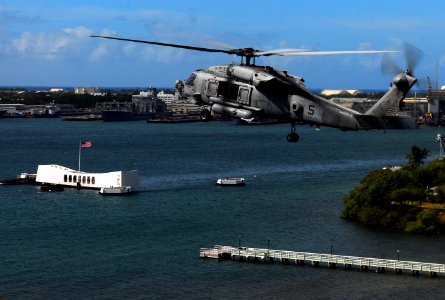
<box><xmin>99</xmin><ymin>186</ymin><xmax>132</xmax><ymax>195</ymax></box>
<box><xmin>216</xmin><ymin>177</ymin><xmax>245</xmax><ymax>186</ymax></box>
<box><xmin>19</xmin><ymin>172</ymin><xmax>37</xmax><ymax>180</ymax></box>
<box><xmin>0</xmin><ymin>172</ymin><xmax>37</xmax><ymax>185</ymax></box>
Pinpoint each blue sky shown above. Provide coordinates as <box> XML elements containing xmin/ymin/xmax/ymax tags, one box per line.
<box><xmin>1</xmin><ymin>0</ymin><xmax>445</xmax><ymax>90</ymax></box>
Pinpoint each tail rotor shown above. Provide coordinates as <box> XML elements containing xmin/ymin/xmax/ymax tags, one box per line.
<box><xmin>381</xmin><ymin>42</ymin><xmax>423</xmax><ymax>86</ymax></box>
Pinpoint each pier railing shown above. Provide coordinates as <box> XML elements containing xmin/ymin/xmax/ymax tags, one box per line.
<box><xmin>200</xmin><ymin>245</ymin><xmax>445</xmax><ymax>277</ymax></box>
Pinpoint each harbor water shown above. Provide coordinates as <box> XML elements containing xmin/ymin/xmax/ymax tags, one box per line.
<box><xmin>1</xmin><ymin>118</ymin><xmax>445</xmax><ymax>299</ymax></box>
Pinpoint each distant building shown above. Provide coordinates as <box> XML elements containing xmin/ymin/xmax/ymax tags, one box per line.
<box><xmin>156</xmin><ymin>90</ymin><xmax>179</xmax><ymax>104</ymax></box>
<box><xmin>321</xmin><ymin>89</ymin><xmax>361</xmax><ymax>97</ymax></box>
<box><xmin>427</xmin><ymin>87</ymin><xmax>445</xmax><ymax>125</ymax></box>
<box><xmin>131</xmin><ymin>87</ymin><xmax>164</xmax><ymax>114</ymax></box>
<box><xmin>49</xmin><ymin>88</ymin><xmax>64</xmax><ymax>93</ymax></box>
<box><xmin>75</xmin><ymin>87</ymin><xmax>105</xmax><ymax>96</ymax></box>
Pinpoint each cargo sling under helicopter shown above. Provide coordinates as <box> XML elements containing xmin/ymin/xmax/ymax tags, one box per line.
<box><xmin>91</xmin><ymin>35</ymin><xmax>420</xmax><ymax>142</ymax></box>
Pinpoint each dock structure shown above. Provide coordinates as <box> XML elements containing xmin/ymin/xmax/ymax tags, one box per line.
<box><xmin>200</xmin><ymin>245</ymin><xmax>445</xmax><ymax>278</ymax></box>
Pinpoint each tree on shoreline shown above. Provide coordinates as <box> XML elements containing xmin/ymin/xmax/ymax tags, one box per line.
<box><xmin>406</xmin><ymin>145</ymin><xmax>429</xmax><ymax>169</ymax></box>
<box><xmin>341</xmin><ymin>145</ymin><xmax>444</xmax><ymax>234</ymax></box>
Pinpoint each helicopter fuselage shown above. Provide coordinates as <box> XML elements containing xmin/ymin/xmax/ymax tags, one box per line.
<box><xmin>90</xmin><ymin>35</ymin><xmax>417</xmax><ymax>142</ymax></box>
<box><xmin>179</xmin><ymin>64</ymin><xmax>361</xmax><ymax>130</ymax></box>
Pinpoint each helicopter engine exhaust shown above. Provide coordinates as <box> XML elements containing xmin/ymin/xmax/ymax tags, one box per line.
<box><xmin>211</xmin><ymin>103</ymin><xmax>253</xmax><ymax>119</ymax></box>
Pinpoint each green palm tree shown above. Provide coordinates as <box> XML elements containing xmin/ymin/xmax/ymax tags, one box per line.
<box><xmin>406</xmin><ymin>145</ymin><xmax>429</xmax><ymax>168</ymax></box>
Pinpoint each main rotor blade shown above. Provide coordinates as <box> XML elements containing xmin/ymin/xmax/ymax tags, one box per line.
<box><xmin>253</xmin><ymin>48</ymin><xmax>311</xmax><ymax>56</ymax></box>
<box><xmin>91</xmin><ymin>35</ymin><xmax>232</xmax><ymax>54</ymax></box>
<box><xmin>91</xmin><ymin>36</ymin><xmax>400</xmax><ymax>61</ymax></box>
<box><xmin>270</xmin><ymin>50</ymin><xmax>400</xmax><ymax>56</ymax></box>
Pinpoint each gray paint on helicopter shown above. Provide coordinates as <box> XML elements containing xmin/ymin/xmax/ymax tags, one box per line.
<box><xmin>91</xmin><ymin>35</ymin><xmax>419</xmax><ymax>142</ymax></box>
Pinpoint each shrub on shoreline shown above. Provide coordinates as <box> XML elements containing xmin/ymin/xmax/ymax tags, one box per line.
<box><xmin>341</xmin><ymin>146</ymin><xmax>444</xmax><ymax>233</ymax></box>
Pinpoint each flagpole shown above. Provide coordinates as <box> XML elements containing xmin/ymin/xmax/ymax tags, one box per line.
<box><xmin>78</xmin><ymin>139</ymin><xmax>81</xmax><ymax>173</ymax></box>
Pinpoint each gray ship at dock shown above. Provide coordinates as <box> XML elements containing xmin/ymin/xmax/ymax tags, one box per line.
<box><xmin>99</xmin><ymin>87</ymin><xmax>163</xmax><ymax>122</ymax></box>
<box><xmin>98</xmin><ymin>88</ymin><xmax>202</xmax><ymax>122</ymax></box>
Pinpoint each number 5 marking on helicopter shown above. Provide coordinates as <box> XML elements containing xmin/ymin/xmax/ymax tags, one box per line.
<box><xmin>308</xmin><ymin>105</ymin><xmax>315</xmax><ymax>116</ymax></box>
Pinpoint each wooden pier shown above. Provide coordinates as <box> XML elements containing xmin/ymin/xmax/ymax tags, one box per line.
<box><xmin>200</xmin><ymin>245</ymin><xmax>445</xmax><ymax>278</ymax></box>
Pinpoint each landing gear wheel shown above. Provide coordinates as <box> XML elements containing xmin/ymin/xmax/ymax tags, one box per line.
<box><xmin>287</xmin><ymin>132</ymin><xmax>299</xmax><ymax>143</ymax></box>
<box><xmin>200</xmin><ymin>109</ymin><xmax>211</xmax><ymax>122</ymax></box>
<box><xmin>287</xmin><ymin>122</ymin><xmax>299</xmax><ymax>143</ymax></box>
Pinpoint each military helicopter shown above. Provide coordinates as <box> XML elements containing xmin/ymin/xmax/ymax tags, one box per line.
<box><xmin>91</xmin><ymin>35</ymin><xmax>419</xmax><ymax>142</ymax></box>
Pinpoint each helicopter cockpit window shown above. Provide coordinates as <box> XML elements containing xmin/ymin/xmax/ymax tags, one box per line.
<box><xmin>185</xmin><ymin>73</ymin><xmax>197</xmax><ymax>86</ymax></box>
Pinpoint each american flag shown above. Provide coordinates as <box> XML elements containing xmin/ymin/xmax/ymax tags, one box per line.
<box><xmin>81</xmin><ymin>141</ymin><xmax>92</xmax><ymax>148</ymax></box>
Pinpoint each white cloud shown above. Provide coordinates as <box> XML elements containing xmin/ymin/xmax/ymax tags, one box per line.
<box><xmin>357</xmin><ymin>42</ymin><xmax>372</xmax><ymax>51</ymax></box>
<box><xmin>64</xmin><ymin>26</ymin><xmax>93</xmax><ymax>38</ymax></box>
<box><xmin>9</xmin><ymin>26</ymin><xmax>96</xmax><ymax>60</ymax></box>
<box><xmin>123</xmin><ymin>44</ymin><xmax>136</xmax><ymax>55</ymax></box>
<box><xmin>141</xmin><ymin>46</ymin><xmax>185</xmax><ymax>63</ymax></box>
<box><xmin>89</xmin><ymin>45</ymin><xmax>109</xmax><ymax>61</ymax></box>
<box><xmin>12</xmin><ymin>31</ymin><xmax>67</xmax><ymax>59</ymax></box>
<box><xmin>99</xmin><ymin>28</ymin><xmax>116</xmax><ymax>36</ymax></box>
<box><xmin>356</xmin><ymin>42</ymin><xmax>384</xmax><ymax>69</ymax></box>
<box><xmin>326</xmin><ymin>17</ymin><xmax>426</xmax><ymax>33</ymax></box>
<box><xmin>87</xmin><ymin>28</ymin><xmax>116</xmax><ymax>61</ymax></box>
<box><xmin>12</xmin><ymin>31</ymin><xmax>33</xmax><ymax>55</ymax></box>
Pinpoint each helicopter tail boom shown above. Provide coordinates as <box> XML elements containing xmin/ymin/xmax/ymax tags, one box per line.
<box><xmin>354</xmin><ymin>70</ymin><xmax>417</xmax><ymax>130</ymax></box>
<box><xmin>365</xmin><ymin>70</ymin><xmax>417</xmax><ymax>117</ymax></box>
